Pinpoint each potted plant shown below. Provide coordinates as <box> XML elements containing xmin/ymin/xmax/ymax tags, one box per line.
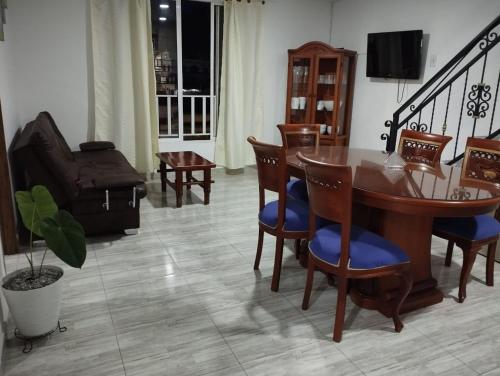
<box><xmin>2</xmin><ymin>185</ymin><xmax>86</xmax><ymax>338</ymax></box>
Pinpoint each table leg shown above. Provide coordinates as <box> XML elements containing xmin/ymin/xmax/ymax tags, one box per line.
<box><xmin>160</xmin><ymin>161</ymin><xmax>166</xmax><ymax>192</ymax></box>
<box><xmin>186</xmin><ymin>171</ymin><xmax>192</xmax><ymax>190</ymax></box>
<box><xmin>203</xmin><ymin>169</ymin><xmax>212</xmax><ymax>205</ymax></box>
<box><xmin>175</xmin><ymin>170</ymin><xmax>183</xmax><ymax>208</ymax></box>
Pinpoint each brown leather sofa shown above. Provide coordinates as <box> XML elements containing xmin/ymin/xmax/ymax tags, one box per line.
<box><xmin>13</xmin><ymin>112</ymin><xmax>147</xmax><ymax>235</ymax></box>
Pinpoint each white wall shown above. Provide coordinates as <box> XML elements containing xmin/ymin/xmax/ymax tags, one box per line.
<box><xmin>0</xmin><ymin>8</ymin><xmax>19</xmax><ymax>148</ymax></box>
<box><xmin>332</xmin><ymin>0</ymin><xmax>500</xmax><ymax>156</ymax></box>
<box><xmin>5</xmin><ymin>0</ymin><xmax>332</xmax><ymax>155</ymax></box>
<box><xmin>7</xmin><ymin>0</ymin><xmax>89</xmax><ymax>150</ymax></box>
<box><xmin>0</xmin><ymin>9</ymin><xmax>14</xmax><ymax>367</ymax></box>
<box><xmin>261</xmin><ymin>0</ymin><xmax>333</xmax><ymax>144</ymax></box>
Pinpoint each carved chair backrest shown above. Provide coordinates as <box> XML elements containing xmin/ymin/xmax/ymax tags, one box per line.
<box><xmin>297</xmin><ymin>152</ymin><xmax>352</xmax><ymax>270</ymax></box>
<box><xmin>278</xmin><ymin>124</ymin><xmax>321</xmax><ymax>149</ymax></box>
<box><xmin>247</xmin><ymin>137</ymin><xmax>288</xmax><ymax>224</ymax></box>
<box><xmin>398</xmin><ymin>129</ymin><xmax>452</xmax><ymax>166</ymax></box>
<box><xmin>461</xmin><ymin>137</ymin><xmax>500</xmax><ymax>186</ymax></box>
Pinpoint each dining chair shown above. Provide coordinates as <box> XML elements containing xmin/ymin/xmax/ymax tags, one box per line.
<box><xmin>398</xmin><ymin>129</ymin><xmax>452</xmax><ymax>166</ymax></box>
<box><xmin>247</xmin><ymin>136</ymin><xmax>310</xmax><ymax>292</ymax></box>
<box><xmin>433</xmin><ymin>137</ymin><xmax>500</xmax><ymax>303</ymax></box>
<box><xmin>298</xmin><ymin>152</ymin><xmax>413</xmax><ymax>342</ymax></box>
<box><xmin>278</xmin><ymin>124</ymin><xmax>321</xmax><ymax>203</ymax></box>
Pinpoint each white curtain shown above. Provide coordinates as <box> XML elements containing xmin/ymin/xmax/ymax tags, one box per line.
<box><xmin>89</xmin><ymin>0</ymin><xmax>158</xmax><ymax>174</ymax></box>
<box><xmin>215</xmin><ymin>0</ymin><xmax>265</xmax><ymax>169</ymax></box>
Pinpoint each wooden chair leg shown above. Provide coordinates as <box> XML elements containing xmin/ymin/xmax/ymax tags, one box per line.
<box><xmin>271</xmin><ymin>236</ymin><xmax>284</xmax><ymax>292</ymax></box>
<box><xmin>254</xmin><ymin>228</ymin><xmax>264</xmax><ymax>270</ymax></box>
<box><xmin>458</xmin><ymin>247</ymin><xmax>479</xmax><ymax>303</ymax></box>
<box><xmin>294</xmin><ymin>239</ymin><xmax>301</xmax><ymax>259</ymax></box>
<box><xmin>486</xmin><ymin>241</ymin><xmax>497</xmax><ymax>287</ymax></box>
<box><xmin>444</xmin><ymin>240</ymin><xmax>454</xmax><ymax>267</ymax></box>
<box><xmin>302</xmin><ymin>254</ymin><xmax>315</xmax><ymax>310</ymax></box>
<box><xmin>392</xmin><ymin>270</ymin><xmax>413</xmax><ymax>333</ymax></box>
<box><xmin>333</xmin><ymin>277</ymin><xmax>348</xmax><ymax>343</ymax></box>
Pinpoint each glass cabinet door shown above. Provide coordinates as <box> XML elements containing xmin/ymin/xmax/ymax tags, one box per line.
<box><xmin>312</xmin><ymin>56</ymin><xmax>339</xmax><ymax>137</ymax></box>
<box><xmin>289</xmin><ymin>57</ymin><xmax>312</xmax><ymax>124</ymax></box>
<box><xmin>336</xmin><ymin>56</ymin><xmax>351</xmax><ymax>136</ymax></box>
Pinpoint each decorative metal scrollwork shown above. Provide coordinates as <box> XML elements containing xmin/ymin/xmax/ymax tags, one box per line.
<box><xmin>410</xmin><ymin>104</ymin><xmax>416</xmax><ymax>112</ymax></box>
<box><xmin>479</xmin><ymin>31</ymin><xmax>499</xmax><ymax>51</ymax></box>
<box><xmin>451</xmin><ymin>187</ymin><xmax>471</xmax><ymax>201</ymax></box>
<box><xmin>409</xmin><ymin>122</ymin><xmax>428</xmax><ymax>132</ymax></box>
<box><xmin>467</xmin><ymin>83</ymin><xmax>492</xmax><ymax>119</ymax></box>
<box><xmin>257</xmin><ymin>156</ymin><xmax>278</xmax><ymax>165</ymax></box>
<box><xmin>307</xmin><ymin>175</ymin><xmax>342</xmax><ymax>191</ymax></box>
<box><xmin>380</xmin><ymin>120</ymin><xmax>392</xmax><ymax>141</ymax></box>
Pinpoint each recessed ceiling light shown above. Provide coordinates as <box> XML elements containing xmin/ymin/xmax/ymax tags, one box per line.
<box><xmin>159</xmin><ymin>17</ymin><xmax>167</xmax><ymax>21</ymax></box>
<box><xmin>159</xmin><ymin>4</ymin><xmax>169</xmax><ymax>8</ymax></box>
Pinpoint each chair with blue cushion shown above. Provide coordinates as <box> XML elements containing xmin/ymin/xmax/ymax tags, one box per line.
<box><xmin>247</xmin><ymin>137</ymin><xmax>310</xmax><ymax>292</ymax></box>
<box><xmin>298</xmin><ymin>152</ymin><xmax>413</xmax><ymax>342</ymax></box>
<box><xmin>433</xmin><ymin>137</ymin><xmax>500</xmax><ymax>303</ymax></box>
<box><xmin>278</xmin><ymin>124</ymin><xmax>321</xmax><ymax>203</ymax></box>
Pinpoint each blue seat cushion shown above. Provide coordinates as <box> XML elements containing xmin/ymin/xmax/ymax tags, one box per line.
<box><xmin>259</xmin><ymin>199</ymin><xmax>308</xmax><ymax>232</ymax></box>
<box><xmin>309</xmin><ymin>224</ymin><xmax>410</xmax><ymax>270</ymax></box>
<box><xmin>287</xmin><ymin>179</ymin><xmax>308</xmax><ymax>202</ymax></box>
<box><xmin>433</xmin><ymin>215</ymin><xmax>500</xmax><ymax>241</ymax></box>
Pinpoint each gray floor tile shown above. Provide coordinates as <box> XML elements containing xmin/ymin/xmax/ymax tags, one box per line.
<box><xmin>4</xmin><ymin>167</ymin><xmax>500</xmax><ymax>376</ymax></box>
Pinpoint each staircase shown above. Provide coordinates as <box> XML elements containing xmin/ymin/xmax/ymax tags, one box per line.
<box><xmin>382</xmin><ymin>15</ymin><xmax>500</xmax><ymax>165</ymax></box>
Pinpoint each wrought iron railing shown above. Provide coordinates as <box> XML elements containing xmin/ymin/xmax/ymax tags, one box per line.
<box><xmin>382</xmin><ymin>15</ymin><xmax>500</xmax><ymax>164</ymax></box>
<box><xmin>157</xmin><ymin>94</ymin><xmax>216</xmax><ymax>140</ymax></box>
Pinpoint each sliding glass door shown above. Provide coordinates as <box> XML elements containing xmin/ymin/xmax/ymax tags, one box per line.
<box><xmin>151</xmin><ymin>0</ymin><xmax>223</xmax><ymax>142</ymax></box>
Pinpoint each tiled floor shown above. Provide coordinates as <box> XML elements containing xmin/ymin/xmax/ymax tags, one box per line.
<box><xmin>3</xmin><ymin>168</ymin><xmax>500</xmax><ymax>376</ymax></box>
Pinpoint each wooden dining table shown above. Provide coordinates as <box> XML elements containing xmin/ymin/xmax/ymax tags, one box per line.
<box><xmin>287</xmin><ymin>146</ymin><xmax>500</xmax><ymax>316</ymax></box>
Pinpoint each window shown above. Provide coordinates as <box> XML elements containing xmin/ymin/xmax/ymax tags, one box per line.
<box><xmin>151</xmin><ymin>0</ymin><xmax>223</xmax><ymax>141</ymax></box>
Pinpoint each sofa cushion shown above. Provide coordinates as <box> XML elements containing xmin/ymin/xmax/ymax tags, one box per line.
<box><xmin>79</xmin><ymin>141</ymin><xmax>116</xmax><ymax>152</ymax></box>
<box><xmin>13</xmin><ymin>111</ymin><xmax>147</xmax><ymax>235</ymax></box>
<box><xmin>28</xmin><ymin>114</ymin><xmax>79</xmax><ymax>197</ymax></box>
<box><xmin>74</xmin><ymin>150</ymin><xmax>145</xmax><ymax>193</ymax></box>
<box><xmin>39</xmin><ymin>112</ymin><xmax>74</xmax><ymax>161</ymax></box>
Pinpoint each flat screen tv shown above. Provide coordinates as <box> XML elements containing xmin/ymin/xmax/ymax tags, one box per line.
<box><xmin>366</xmin><ymin>30</ymin><xmax>423</xmax><ymax>79</ymax></box>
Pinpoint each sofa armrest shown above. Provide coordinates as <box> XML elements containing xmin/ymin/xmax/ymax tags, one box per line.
<box><xmin>79</xmin><ymin>141</ymin><xmax>115</xmax><ymax>152</ymax></box>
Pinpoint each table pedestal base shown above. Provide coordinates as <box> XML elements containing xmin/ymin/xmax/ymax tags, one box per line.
<box><xmin>350</xmin><ymin>279</ymin><xmax>443</xmax><ymax>318</ymax></box>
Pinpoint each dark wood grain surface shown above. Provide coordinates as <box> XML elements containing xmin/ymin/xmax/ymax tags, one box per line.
<box><xmin>287</xmin><ymin>145</ymin><xmax>500</xmax><ymax>315</ymax></box>
<box><xmin>287</xmin><ymin>146</ymin><xmax>500</xmax><ymax>217</ymax></box>
<box><xmin>156</xmin><ymin>151</ymin><xmax>216</xmax><ymax>170</ymax></box>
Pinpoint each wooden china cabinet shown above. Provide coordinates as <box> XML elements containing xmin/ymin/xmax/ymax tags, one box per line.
<box><xmin>285</xmin><ymin>42</ymin><xmax>356</xmax><ymax>146</ymax></box>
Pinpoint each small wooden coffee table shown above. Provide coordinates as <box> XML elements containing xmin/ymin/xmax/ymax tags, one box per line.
<box><xmin>156</xmin><ymin>151</ymin><xmax>216</xmax><ymax>208</ymax></box>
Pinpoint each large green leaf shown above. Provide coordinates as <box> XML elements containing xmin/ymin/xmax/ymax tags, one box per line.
<box><xmin>15</xmin><ymin>186</ymin><xmax>58</xmax><ymax>237</ymax></box>
<box><xmin>40</xmin><ymin>210</ymin><xmax>87</xmax><ymax>268</ymax></box>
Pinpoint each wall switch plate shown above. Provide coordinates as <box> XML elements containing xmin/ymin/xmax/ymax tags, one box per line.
<box><xmin>429</xmin><ymin>54</ymin><xmax>437</xmax><ymax>68</ymax></box>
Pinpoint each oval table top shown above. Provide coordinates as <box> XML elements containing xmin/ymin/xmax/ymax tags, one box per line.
<box><xmin>287</xmin><ymin>146</ymin><xmax>500</xmax><ymax>217</ymax></box>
